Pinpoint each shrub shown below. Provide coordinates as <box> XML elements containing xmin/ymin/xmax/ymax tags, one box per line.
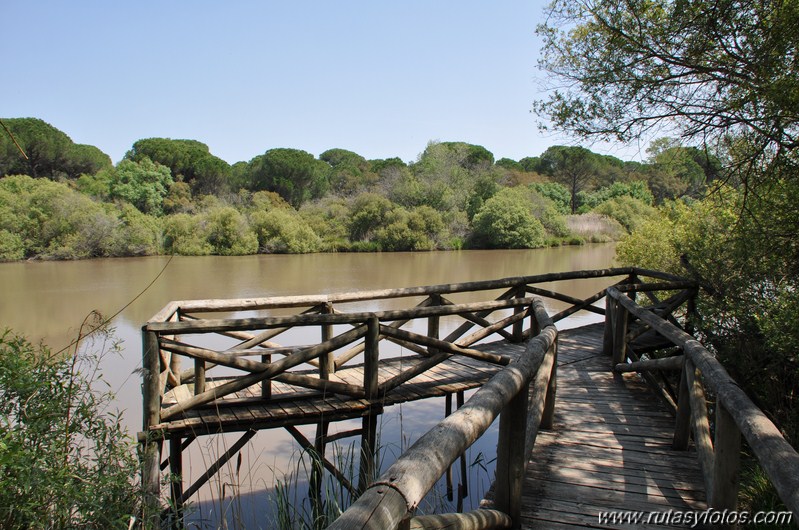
<box><xmin>592</xmin><ymin>195</ymin><xmax>657</xmax><ymax>233</ymax></box>
<box><xmin>0</xmin><ymin>328</ymin><xmax>139</xmax><ymax>528</ymax></box>
<box><xmin>250</xmin><ymin>208</ymin><xmax>322</xmax><ymax>253</ymax></box>
<box><xmin>162</xmin><ymin>213</ymin><xmax>212</xmax><ymax>255</ymax></box>
<box><xmin>204</xmin><ymin>206</ymin><xmax>258</xmax><ymax>255</ymax></box>
<box><xmin>470</xmin><ymin>188</ymin><xmax>546</xmax><ymax>248</ymax></box>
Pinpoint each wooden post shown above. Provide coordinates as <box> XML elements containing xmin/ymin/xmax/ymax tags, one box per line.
<box><xmin>445</xmin><ymin>393</ymin><xmax>454</xmax><ymax>501</ymax></box>
<box><xmin>194</xmin><ymin>358</ymin><xmax>205</xmax><ymax>395</ymax></box>
<box><xmin>457</xmin><ymin>390</ymin><xmax>468</xmax><ymax>498</ymax></box>
<box><xmin>141</xmin><ymin>329</ymin><xmax>163</xmax><ymax>525</ymax></box>
<box><xmin>261</xmin><ymin>353</ymin><xmax>272</xmax><ymax>399</ymax></box>
<box><xmin>428</xmin><ymin>294</ymin><xmax>441</xmax><ymax>355</ymax></box>
<box><xmin>611</xmin><ymin>299</ymin><xmax>628</xmax><ymax>366</ymax></box>
<box><xmin>711</xmin><ymin>401</ymin><xmax>741</xmax><ymax>512</ymax></box>
<box><xmin>495</xmin><ymin>383</ymin><xmax>530</xmax><ymax>529</ymax></box>
<box><xmin>603</xmin><ymin>294</ymin><xmax>615</xmax><ymax>356</ymax></box>
<box><xmin>168</xmin><ymin>310</ymin><xmax>181</xmax><ymax>386</ymax></box>
<box><xmin>541</xmin><ymin>339</ymin><xmax>558</xmax><ymax>430</ymax></box>
<box><xmin>359</xmin><ymin>412</ymin><xmax>378</xmax><ymax>494</ymax></box>
<box><xmin>512</xmin><ymin>286</ymin><xmax>525</xmax><ymax>342</ymax></box>
<box><xmin>168</xmin><ymin>436</ymin><xmax>183</xmax><ymax>526</ymax></box>
<box><xmin>686</xmin><ymin>360</ymin><xmax>714</xmax><ymax>493</ymax></box>
<box><xmin>320</xmin><ymin>302</ymin><xmax>335</xmax><ymax>379</ymax></box>
<box><xmin>685</xmin><ymin>292</ymin><xmax>697</xmax><ymax>335</ymax></box>
<box><xmin>311</xmin><ymin>421</ymin><xmax>329</xmax><ymax>523</ymax></box>
<box><xmin>364</xmin><ymin>316</ymin><xmax>379</xmax><ymax>400</ymax></box>
<box><xmin>672</xmin><ymin>353</ymin><xmax>691</xmax><ymax>450</ymax></box>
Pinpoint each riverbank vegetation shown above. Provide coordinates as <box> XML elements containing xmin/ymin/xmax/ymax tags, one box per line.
<box><xmin>535</xmin><ymin>0</ymin><xmax>799</xmax><ymax>505</ymax></box>
<box><xmin>0</xmin><ymin>326</ymin><xmax>140</xmax><ymax>528</ymax></box>
<box><xmin>1</xmin><ymin>117</ymin><xmax>715</xmax><ymax>260</ymax></box>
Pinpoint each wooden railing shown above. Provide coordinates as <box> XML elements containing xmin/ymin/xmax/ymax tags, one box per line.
<box><xmin>606</xmin><ymin>286</ymin><xmax>799</xmax><ymax>521</ymax></box>
<box><xmin>328</xmin><ymin>298</ymin><xmax>558</xmax><ymax>529</ymax></box>
<box><xmin>138</xmin><ymin>267</ymin><xmax>703</xmax><ymax>524</ymax></box>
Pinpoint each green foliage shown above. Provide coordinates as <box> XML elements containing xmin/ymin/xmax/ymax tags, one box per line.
<box><xmin>106</xmin><ymin>158</ymin><xmax>174</xmax><ymax>215</ymax></box>
<box><xmin>618</xmin><ymin>184</ymin><xmax>799</xmax><ymax>443</ymax></box>
<box><xmin>470</xmin><ymin>187</ymin><xmax>546</xmax><ymax>249</ymax></box>
<box><xmin>204</xmin><ymin>206</ymin><xmax>259</xmax><ymax>255</ymax></box>
<box><xmin>0</xmin><ymin>328</ymin><xmax>139</xmax><ymax>528</ymax></box>
<box><xmin>0</xmin><ymin>175</ymin><xmax>123</xmax><ymax>259</ymax></box>
<box><xmin>0</xmin><ymin>229</ymin><xmax>25</xmax><ymax>261</ymax></box>
<box><xmin>126</xmin><ymin>138</ymin><xmax>231</xmax><ymax>195</ymax></box>
<box><xmin>495</xmin><ymin>158</ymin><xmax>522</xmax><ymax>171</ymax></box>
<box><xmin>534</xmin><ymin>0</ymin><xmax>799</xmax><ymax>183</ymax></box>
<box><xmin>592</xmin><ymin>195</ymin><xmax>657</xmax><ymax>233</ymax></box>
<box><xmin>0</xmin><ymin>118</ymin><xmax>112</xmax><ymax>179</ymax></box>
<box><xmin>538</xmin><ymin>146</ymin><xmax>607</xmax><ymax>213</ymax></box>
<box><xmin>162</xmin><ymin>213</ymin><xmax>212</xmax><ymax>255</ymax></box>
<box><xmin>244</xmin><ymin>148</ymin><xmax>329</xmax><ymax>208</ymax></box>
<box><xmin>348</xmin><ymin>192</ymin><xmax>395</xmax><ymax>243</ymax></box>
<box><xmin>250</xmin><ymin>208</ymin><xmax>322</xmax><ymax>253</ymax></box>
<box><xmin>577</xmin><ymin>181</ymin><xmax>654</xmax><ymax>212</ymax></box>
<box><xmin>320</xmin><ymin>148</ymin><xmax>377</xmax><ymax>196</ymax></box>
<box><xmin>374</xmin><ymin>206</ymin><xmax>446</xmax><ymax>251</ymax></box>
<box><xmin>530</xmin><ymin>182</ymin><xmax>571</xmax><ymax>214</ymax></box>
<box><xmin>299</xmin><ymin>198</ymin><xmax>353</xmax><ymax>252</ymax></box>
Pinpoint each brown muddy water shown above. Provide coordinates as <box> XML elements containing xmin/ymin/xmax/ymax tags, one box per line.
<box><xmin>0</xmin><ymin>246</ymin><xmax>616</xmax><ymax>528</ymax></box>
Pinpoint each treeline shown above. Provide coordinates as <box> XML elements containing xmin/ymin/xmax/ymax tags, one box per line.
<box><xmin>0</xmin><ymin>117</ymin><xmax>717</xmax><ymax>260</ymax></box>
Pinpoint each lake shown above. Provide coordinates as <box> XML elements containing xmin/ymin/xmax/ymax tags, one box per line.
<box><xmin>0</xmin><ymin>245</ymin><xmax>616</xmax><ymax>527</ymax></box>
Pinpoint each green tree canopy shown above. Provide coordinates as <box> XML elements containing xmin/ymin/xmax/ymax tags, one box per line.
<box><xmin>125</xmin><ymin>138</ymin><xmax>231</xmax><ymax>195</ymax></box>
<box><xmin>0</xmin><ymin>118</ymin><xmax>111</xmax><ymax>179</ymax></box>
<box><xmin>534</xmin><ymin>0</ymin><xmax>799</xmax><ymax>186</ymax></box>
<box><xmin>244</xmin><ymin>148</ymin><xmax>329</xmax><ymax>208</ymax></box>
<box><xmin>538</xmin><ymin>145</ymin><xmax>605</xmax><ymax>213</ymax></box>
<box><xmin>319</xmin><ymin>148</ymin><xmax>377</xmax><ymax>196</ymax></box>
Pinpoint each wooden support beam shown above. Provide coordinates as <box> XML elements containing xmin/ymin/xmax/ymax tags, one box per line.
<box><xmin>285</xmin><ymin>425</ymin><xmax>357</xmax><ymax>496</ymax></box>
<box><xmin>141</xmin><ymin>330</ymin><xmax>163</xmax><ymax>525</ymax></box>
<box><xmin>495</xmin><ymin>379</ymin><xmax>530</xmax><ymax>528</ymax></box>
<box><xmin>673</xmin><ymin>355</ymin><xmax>691</xmax><ymax>450</ymax></box>
<box><xmin>168</xmin><ymin>436</ymin><xmax>183</xmax><ymax>523</ymax></box>
<box><xmin>613</xmin><ymin>354</ymin><xmax>684</xmax><ymax>373</ymax></box>
<box><xmin>611</xmin><ymin>299</ymin><xmax>629</xmax><ymax>366</ymax></box>
<box><xmin>179</xmin><ymin>429</ymin><xmax>257</xmax><ymax>505</ymax></box>
<box><xmin>711</xmin><ymin>401</ymin><xmax>741</xmax><ymax>512</ymax></box>
<box><xmin>359</xmin><ymin>412</ymin><xmax>378</xmax><ymax>494</ymax></box>
<box><xmin>159</xmin><ymin>325</ymin><xmax>367</xmax><ymax>420</ymax></box>
<box><xmin>686</xmin><ymin>359</ymin><xmax>714</xmax><ymax>495</ymax></box>
<box><xmin>320</xmin><ymin>302</ymin><xmax>334</xmax><ymax>379</ymax></box>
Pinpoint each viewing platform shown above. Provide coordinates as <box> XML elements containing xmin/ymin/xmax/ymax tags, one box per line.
<box><xmin>138</xmin><ymin>268</ymin><xmax>799</xmax><ymax>528</ymax></box>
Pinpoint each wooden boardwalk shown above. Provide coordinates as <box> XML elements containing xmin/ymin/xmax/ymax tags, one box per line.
<box><xmin>517</xmin><ymin>323</ymin><xmax>707</xmax><ymax>529</ymax></box>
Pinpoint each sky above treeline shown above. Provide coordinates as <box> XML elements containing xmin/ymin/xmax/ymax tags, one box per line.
<box><xmin>4</xmin><ymin>1</ymin><xmax>647</xmax><ymax>165</ymax></box>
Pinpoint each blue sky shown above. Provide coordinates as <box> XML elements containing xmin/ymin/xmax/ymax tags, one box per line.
<box><xmin>4</xmin><ymin>1</ymin><xmax>641</xmax><ymax>165</ymax></box>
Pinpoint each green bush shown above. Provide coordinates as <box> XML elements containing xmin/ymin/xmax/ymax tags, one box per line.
<box><xmin>470</xmin><ymin>188</ymin><xmax>546</xmax><ymax>248</ymax></box>
<box><xmin>592</xmin><ymin>195</ymin><xmax>657</xmax><ymax>233</ymax></box>
<box><xmin>204</xmin><ymin>206</ymin><xmax>258</xmax><ymax>255</ymax></box>
<box><xmin>162</xmin><ymin>213</ymin><xmax>212</xmax><ymax>255</ymax></box>
<box><xmin>250</xmin><ymin>208</ymin><xmax>322</xmax><ymax>253</ymax></box>
<box><xmin>0</xmin><ymin>329</ymin><xmax>139</xmax><ymax>528</ymax></box>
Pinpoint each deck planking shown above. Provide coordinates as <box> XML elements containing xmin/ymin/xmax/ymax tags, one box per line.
<box><xmin>516</xmin><ymin>323</ymin><xmax>706</xmax><ymax>529</ymax></box>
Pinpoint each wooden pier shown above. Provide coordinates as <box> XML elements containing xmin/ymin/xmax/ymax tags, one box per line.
<box><xmin>138</xmin><ymin>268</ymin><xmax>799</xmax><ymax>528</ymax></box>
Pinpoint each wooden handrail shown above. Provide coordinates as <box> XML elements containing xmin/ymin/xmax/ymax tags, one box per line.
<box><xmin>146</xmin><ymin>267</ymin><xmax>686</xmax><ymax>323</ymax></box>
<box><xmin>328</xmin><ymin>299</ymin><xmax>558</xmax><ymax>529</ymax></box>
<box><xmin>606</xmin><ymin>286</ymin><xmax>799</xmax><ymax>519</ymax></box>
